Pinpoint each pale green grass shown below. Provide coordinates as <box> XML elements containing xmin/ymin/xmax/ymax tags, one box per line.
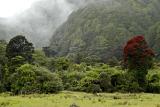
<box><xmin>0</xmin><ymin>91</ymin><xmax>160</xmax><ymax>107</ymax></box>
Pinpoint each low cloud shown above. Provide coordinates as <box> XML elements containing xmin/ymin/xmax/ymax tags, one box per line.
<box><xmin>0</xmin><ymin>0</ymin><xmax>109</xmax><ymax>47</ymax></box>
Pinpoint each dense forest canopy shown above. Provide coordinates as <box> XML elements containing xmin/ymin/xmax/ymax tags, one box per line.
<box><xmin>48</xmin><ymin>0</ymin><xmax>160</xmax><ymax>63</ymax></box>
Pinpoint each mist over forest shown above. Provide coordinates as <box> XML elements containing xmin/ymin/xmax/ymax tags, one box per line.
<box><xmin>0</xmin><ymin>0</ymin><xmax>93</xmax><ymax>47</ymax></box>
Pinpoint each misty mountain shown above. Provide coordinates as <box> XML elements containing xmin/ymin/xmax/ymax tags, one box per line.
<box><xmin>0</xmin><ymin>0</ymin><xmax>89</xmax><ymax>47</ymax></box>
<box><xmin>48</xmin><ymin>0</ymin><xmax>160</xmax><ymax>62</ymax></box>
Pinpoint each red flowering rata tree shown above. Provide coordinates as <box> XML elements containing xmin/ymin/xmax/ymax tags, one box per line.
<box><xmin>124</xmin><ymin>35</ymin><xmax>155</xmax><ymax>88</ymax></box>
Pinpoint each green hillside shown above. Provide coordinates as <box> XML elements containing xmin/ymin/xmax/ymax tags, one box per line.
<box><xmin>48</xmin><ymin>0</ymin><xmax>160</xmax><ymax>63</ymax></box>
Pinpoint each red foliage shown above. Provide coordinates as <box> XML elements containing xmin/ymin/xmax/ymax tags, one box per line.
<box><xmin>123</xmin><ymin>35</ymin><xmax>154</xmax><ymax>68</ymax></box>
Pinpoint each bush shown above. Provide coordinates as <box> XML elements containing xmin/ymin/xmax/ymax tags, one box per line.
<box><xmin>98</xmin><ymin>72</ymin><xmax>112</xmax><ymax>92</ymax></box>
<box><xmin>61</xmin><ymin>71</ymin><xmax>85</xmax><ymax>91</ymax></box>
<box><xmin>10</xmin><ymin>64</ymin><xmax>36</xmax><ymax>94</ymax></box>
<box><xmin>10</xmin><ymin>64</ymin><xmax>63</xmax><ymax>94</ymax></box>
<box><xmin>0</xmin><ymin>81</ymin><xmax>4</xmax><ymax>93</ymax></box>
<box><xmin>8</xmin><ymin>56</ymin><xmax>26</xmax><ymax>74</ymax></box>
<box><xmin>147</xmin><ymin>68</ymin><xmax>160</xmax><ymax>93</ymax></box>
<box><xmin>121</xmin><ymin>72</ymin><xmax>142</xmax><ymax>92</ymax></box>
<box><xmin>88</xmin><ymin>84</ymin><xmax>102</xmax><ymax>94</ymax></box>
<box><xmin>48</xmin><ymin>57</ymin><xmax>71</xmax><ymax>72</ymax></box>
<box><xmin>42</xmin><ymin>81</ymin><xmax>63</xmax><ymax>93</ymax></box>
<box><xmin>147</xmin><ymin>83</ymin><xmax>160</xmax><ymax>93</ymax></box>
<box><xmin>35</xmin><ymin>67</ymin><xmax>63</xmax><ymax>93</ymax></box>
<box><xmin>111</xmin><ymin>73</ymin><xmax>126</xmax><ymax>92</ymax></box>
<box><xmin>32</xmin><ymin>50</ymin><xmax>49</xmax><ymax>67</ymax></box>
<box><xmin>110</xmin><ymin>72</ymin><xmax>142</xmax><ymax>93</ymax></box>
<box><xmin>79</xmin><ymin>77</ymin><xmax>101</xmax><ymax>93</ymax></box>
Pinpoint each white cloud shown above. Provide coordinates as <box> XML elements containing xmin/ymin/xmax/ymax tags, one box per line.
<box><xmin>0</xmin><ymin>0</ymin><xmax>40</xmax><ymax>18</ymax></box>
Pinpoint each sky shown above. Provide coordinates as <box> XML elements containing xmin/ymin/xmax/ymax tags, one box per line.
<box><xmin>0</xmin><ymin>0</ymin><xmax>40</xmax><ymax>18</ymax></box>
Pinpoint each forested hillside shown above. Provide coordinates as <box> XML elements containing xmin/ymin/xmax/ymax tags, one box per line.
<box><xmin>1</xmin><ymin>0</ymin><xmax>160</xmax><ymax>96</ymax></box>
<box><xmin>48</xmin><ymin>0</ymin><xmax>160</xmax><ymax>63</ymax></box>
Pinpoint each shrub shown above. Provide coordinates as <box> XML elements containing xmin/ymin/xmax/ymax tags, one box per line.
<box><xmin>10</xmin><ymin>64</ymin><xmax>36</xmax><ymax>94</ymax></box>
<box><xmin>8</xmin><ymin>56</ymin><xmax>26</xmax><ymax>74</ymax></box>
<box><xmin>88</xmin><ymin>84</ymin><xmax>102</xmax><ymax>94</ymax></box>
<box><xmin>98</xmin><ymin>72</ymin><xmax>112</xmax><ymax>92</ymax></box>
<box><xmin>79</xmin><ymin>77</ymin><xmax>101</xmax><ymax>93</ymax></box>
<box><xmin>147</xmin><ymin>68</ymin><xmax>160</xmax><ymax>93</ymax></box>
<box><xmin>48</xmin><ymin>57</ymin><xmax>71</xmax><ymax>72</ymax></box>
<box><xmin>32</xmin><ymin>50</ymin><xmax>49</xmax><ymax>67</ymax></box>
<box><xmin>62</xmin><ymin>71</ymin><xmax>85</xmax><ymax>91</ymax></box>
<box><xmin>122</xmin><ymin>72</ymin><xmax>142</xmax><ymax>92</ymax></box>
<box><xmin>35</xmin><ymin>67</ymin><xmax>63</xmax><ymax>93</ymax></box>
<box><xmin>10</xmin><ymin>64</ymin><xmax>63</xmax><ymax>94</ymax></box>
<box><xmin>42</xmin><ymin>81</ymin><xmax>63</xmax><ymax>93</ymax></box>
<box><xmin>0</xmin><ymin>81</ymin><xmax>4</xmax><ymax>93</ymax></box>
<box><xmin>111</xmin><ymin>73</ymin><xmax>126</xmax><ymax>92</ymax></box>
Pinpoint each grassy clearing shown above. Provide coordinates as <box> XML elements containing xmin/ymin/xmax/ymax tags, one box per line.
<box><xmin>0</xmin><ymin>91</ymin><xmax>160</xmax><ymax>107</ymax></box>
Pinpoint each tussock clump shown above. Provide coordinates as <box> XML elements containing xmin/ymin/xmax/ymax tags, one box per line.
<box><xmin>70</xmin><ymin>103</ymin><xmax>80</xmax><ymax>107</ymax></box>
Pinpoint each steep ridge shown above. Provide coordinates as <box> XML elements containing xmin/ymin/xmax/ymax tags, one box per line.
<box><xmin>49</xmin><ymin>0</ymin><xmax>160</xmax><ymax>62</ymax></box>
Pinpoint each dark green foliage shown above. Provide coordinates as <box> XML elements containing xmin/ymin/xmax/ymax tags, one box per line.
<box><xmin>62</xmin><ymin>71</ymin><xmax>85</xmax><ymax>91</ymax></box>
<box><xmin>0</xmin><ymin>40</ymin><xmax>7</xmax><ymax>81</ymax></box>
<box><xmin>79</xmin><ymin>77</ymin><xmax>101</xmax><ymax>93</ymax></box>
<box><xmin>48</xmin><ymin>57</ymin><xmax>71</xmax><ymax>72</ymax></box>
<box><xmin>2</xmin><ymin>56</ymin><xmax>27</xmax><ymax>92</ymax></box>
<box><xmin>6</xmin><ymin>35</ymin><xmax>34</xmax><ymax>62</ymax></box>
<box><xmin>32</xmin><ymin>50</ymin><xmax>50</xmax><ymax>67</ymax></box>
<box><xmin>0</xmin><ymin>81</ymin><xmax>4</xmax><ymax>93</ymax></box>
<box><xmin>8</xmin><ymin>56</ymin><xmax>26</xmax><ymax>73</ymax></box>
<box><xmin>71</xmin><ymin>64</ymin><xmax>124</xmax><ymax>93</ymax></box>
<box><xmin>98</xmin><ymin>72</ymin><xmax>112</xmax><ymax>92</ymax></box>
<box><xmin>147</xmin><ymin>68</ymin><xmax>160</xmax><ymax>93</ymax></box>
<box><xmin>0</xmin><ymin>40</ymin><xmax>7</xmax><ymax>64</ymax></box>
<box><xmin>121</xmin><ymin>72</ymin><xmax>142</xmax><ymax>93</ymax></box>
<box><xmin>2</xmin><ymin>56</ymin><xmax>26</xmax><ymax>91</ymax></box>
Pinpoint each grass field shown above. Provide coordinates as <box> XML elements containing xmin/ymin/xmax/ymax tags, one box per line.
<box><xmin>0</xmin><ymin>91</ymin><xmax>160</xmax><ymax>107</ymax></box>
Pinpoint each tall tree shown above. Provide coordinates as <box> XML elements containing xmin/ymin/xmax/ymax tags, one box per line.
<box><xmin>6</xmin><ymin>35</ymin><xmax>34</xmax><ymax>63</ymax></box>
<box><xmin>124</xmin><ymin>35</ymin><xmax>155</xmax><ymax>89</ymax></box>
